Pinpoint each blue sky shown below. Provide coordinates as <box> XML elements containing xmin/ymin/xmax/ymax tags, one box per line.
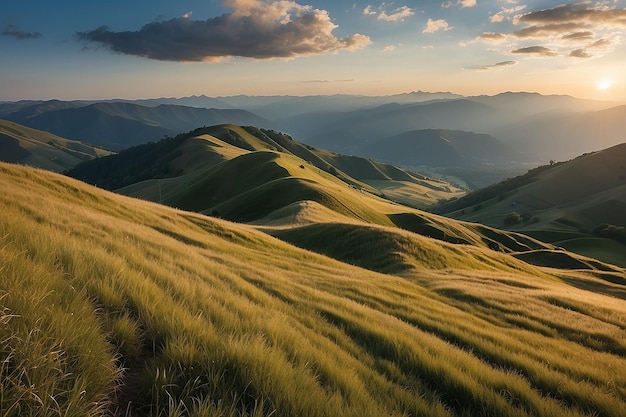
<box><xmin>2</xmin><ymin>0</ymin><xmax>625</xmax><ymax>101</ymax></box>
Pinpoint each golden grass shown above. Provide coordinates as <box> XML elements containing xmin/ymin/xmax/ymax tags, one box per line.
<box><xmin>115</xmin><ymin>125</ymin><xmax>464</xmax><ymax>225</ymax></box>
<box><xmin>0</xmin><ymin>119</ymin><xmax>112</xmax><ymax>172</ymax></box>
<box><xmin>1</xmin><ymin>162</ymin><xmax>626</xmax><ymax>417</ymax></box>
<box><xmin>364</xmin><ymin>178</ymin><xmax>465</xmax><ymax>208</ymax></box>
<box><xmin>443</xmin><ymin>146</ymin><xmax>626</xmax><ymax>269</ymax></box>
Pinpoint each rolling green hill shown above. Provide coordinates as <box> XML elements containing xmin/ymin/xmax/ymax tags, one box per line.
<box><xmin>66</xmin><ymin>124</ymin><xmax>626</xmax><ymax>276</ymax></box>
<box><xmin>2</xmin><ymin>160</ymin><xmax>626</xmax><ymax>417</ymax></box>
<box><xmin>67</xmin><ymin>124</ymin><xmax>464</xmax><ymax>210</ymax></box>
<box><xmin>435</xmin><ymin>143</ymin><xmax>626</xmax><ymax>266</ymax></box>
<box><xmin>0</xmin><ymin>119</ymin><xmax>111</xmax><ymax>171</ymax></box>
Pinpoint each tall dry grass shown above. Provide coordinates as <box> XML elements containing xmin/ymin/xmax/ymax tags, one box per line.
<box><xmin>1</xmin><ymin>162</ymin><xmax>625</xmax><ymax>417</ymax></box>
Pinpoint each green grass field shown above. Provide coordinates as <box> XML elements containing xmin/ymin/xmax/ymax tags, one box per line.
<box><xmin>2</xmin><ymin>161</ymin><xmax>626</xmax><ymax>417</ymax></box>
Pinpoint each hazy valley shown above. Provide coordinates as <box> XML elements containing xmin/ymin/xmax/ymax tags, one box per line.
<box><xmin>3</xmin><ymin>91</ymin><xmax>623</xmax><ymax>187</ymax></box>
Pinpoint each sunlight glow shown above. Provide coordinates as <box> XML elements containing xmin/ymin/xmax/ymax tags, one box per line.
<box><xmin>597</xmin><ymin>79</ymin><xmax>612</xmax><ymax>90</ymax></box>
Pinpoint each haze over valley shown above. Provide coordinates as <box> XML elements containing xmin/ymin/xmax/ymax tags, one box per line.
<box><xmin>3</xmin><ymin>90</ymin><xmax>625</xmax><ymax>187</ymax></box>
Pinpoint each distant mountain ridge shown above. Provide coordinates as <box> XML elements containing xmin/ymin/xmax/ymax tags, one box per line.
<box><xmin>3</xmin><ymin>101</ymin><xmax>269</xmax><ymax>151</ymax></box>
<box><xmin>497</xmin><ymin>104</ymin><xmax>626</xmax><ymax>160</ymax></box>
<box><xmin>361</xmin><ymin>129</ymin><xmax>521</xmax><ymax>167</ymax></box>
<box><xmin>3</xmin><ymin>91</ymin><xmax>623</xmax><ymax>187</ymax></box>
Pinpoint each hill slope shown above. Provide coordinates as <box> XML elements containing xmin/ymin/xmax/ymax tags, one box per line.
<box><xmin>435</xmin><ymin>143</ymin><xmax>626</xmax><ymax>265</ymax></box>
<box><xmin>2</xmin><ymin>162</ymin><xmax>626</xmax><ymax>417</ymax></box>
<box><xmin>68</xmin><ymin>124</ymin><xmax>465</xmax><ymax>209</ymax></box>
<box><xmin>0</xmin><ymin>119</ymin><xmax>111</xmax><ymax>171</ymax></box>
<box><xmin>65</xmin><ymin>124</ymin><xmax>626</xmax><ymax>275</ymax></box>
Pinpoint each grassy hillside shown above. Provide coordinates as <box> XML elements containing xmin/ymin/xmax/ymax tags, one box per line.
<box><xmin>68</xmin><ymin>124</ymin><xmax>464</xmax><ymax>210</ymax></box>
<box><xmin>0</xmin><ymin>119</ymin><xmax>111</xmax><ymax>171</ymax></box>
<box><xmin>240</xmin><ymin>126</ymin><xmax>464</xmax><ymax>206</ymax></box>
<box><xmin>2</xmin><ymin>162</ymin><xmax>626</xmax><ymax>417</ymax></box>
<box><xmin>69</xmin><ymin>124</ymin><xmax>623</xmax><ymax>273</ymax></box>
<box><xmin>436</xmin><ymin>144</ymin><xmax>626</xmax><ymax>266</ymax></box>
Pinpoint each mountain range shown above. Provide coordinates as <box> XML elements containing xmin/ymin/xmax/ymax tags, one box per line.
<box><xmin>3</xmin><ymin>91</ymin><xmax>623</xmax><ymax>188</ymax></box>
<box><xmin>360</xmin><ymin>129</ymin><xmax>520</xmax><ymax>168</ymax></box>
<box><xmin>2</xmin><ymin>101</ymin><xmax>268</xmax><ymax>151</ymax></box>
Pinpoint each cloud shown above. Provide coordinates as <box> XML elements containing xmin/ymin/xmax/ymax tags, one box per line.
<box><xmin>490</xmin><ymin>13</ymin><xmax>505</xmax><ymax>23</ymax></box>
<box><xmin>588</xmin><ymin>38</ymin><xmax>611</xmax><ymax>49</ymax></box>
<box><xmin>479</xmin><ymin>32</ymin><xmax>506</xmax><ymax>42</ymax></box>
<box><xmin>567</xmin><ymin>38</ymin><xmax>613</xmax><ymax>58</ymax></box>
<box><xmin>382</xmin><ymin>45</ymin><xmax>396</xmax><ymax>52</ymax></box>
<box><xmin>363</xmin><ymin>4</ymin><xmax>414</xmax><ymax>22</ymax></box>
<box><xmin>363</xmin><ymin>5</ymin><xmax>376</xmax><ymax>16</ymax></box>
<box><xmin>488</xmin><ymin>2</ymin><xmax>626</xmax><ymax>59</ymax></box>
<box><xmin>465</xmin><ymin>60</ymin><xmax>517</xmax><ymax>71</ymax></box>
<box><xmin>379</xmin><ymin>6</ymin><xmax>414</xmax><ymax>22</ymax></box>
<box><xmin>561</xmin><ymin>31</ymin><xmax>595</xmax><ymax>41</ymax></box>
<box><xmin>511</xmin><ymin>46</ymin><xmax>557</xmax><ymax>56</ymax></box>
<box><xmin>423</xmin><ymin>18</ymin><xmax>451</xmax><ymax>34</ymax></box>
<box><xmin>1</xmin><ymin>24</ymin><xmax>42</xmax><ymax>40</ymax></box>
<box><xmin>517</xmin><ymin>3</ymin><xmax>626</xmax><ymax>26</ymax></box>
<box><xmin>490</xmin><ymin>5</ymin><xmax>526</xmax><ymax>23</ymax></box>
<box><xmin>301</xmin><ymin>79</ymin><xmax>354</xmax><ymax>83</ymax></box>
<box><xmin>513</xmin><ymin>22</ymin><xmax>585</xmax><ymax>38</ymax></box>
<box><xmin>442</xmin><ymin>0</ymin><xmax>476</xmax><ymax>9</ymax></box>
<box><xmin>76</xmin><ymin>0</ymin><xmax>371</xmax><ymax>62</ymax></box>
<box><xmin>569</xmin><ymin>48</ymin><xmax>591</xmax><ymax>58</ymax></box>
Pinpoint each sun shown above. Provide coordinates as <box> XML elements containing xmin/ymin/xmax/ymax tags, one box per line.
<box><xmin>597</xmin><ymin>79</ymin><xmax>612</xmax><ymax>90</ymax></box>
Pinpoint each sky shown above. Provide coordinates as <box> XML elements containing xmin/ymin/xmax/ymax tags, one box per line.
<box><xmin>1</xmin><ymin>0</ymin><xmax>625</xmax><ymax>102</ymax></box>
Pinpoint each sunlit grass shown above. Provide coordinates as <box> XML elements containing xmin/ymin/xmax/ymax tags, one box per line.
<box><xmin>1</xmin><ymin>162</ymin><xmax>625</xmax><ymax>416</ymax></box>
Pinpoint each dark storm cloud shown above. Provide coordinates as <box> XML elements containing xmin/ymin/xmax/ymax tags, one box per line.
<box><xmin>75</xmin><ymin>0</ymin><xmax>370</xmax><ymax>62</ymax></box>
<box><xmin>1</xmin><ymin>24</ymin><xmax>42</xmax><ymax>40</ymax></box>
